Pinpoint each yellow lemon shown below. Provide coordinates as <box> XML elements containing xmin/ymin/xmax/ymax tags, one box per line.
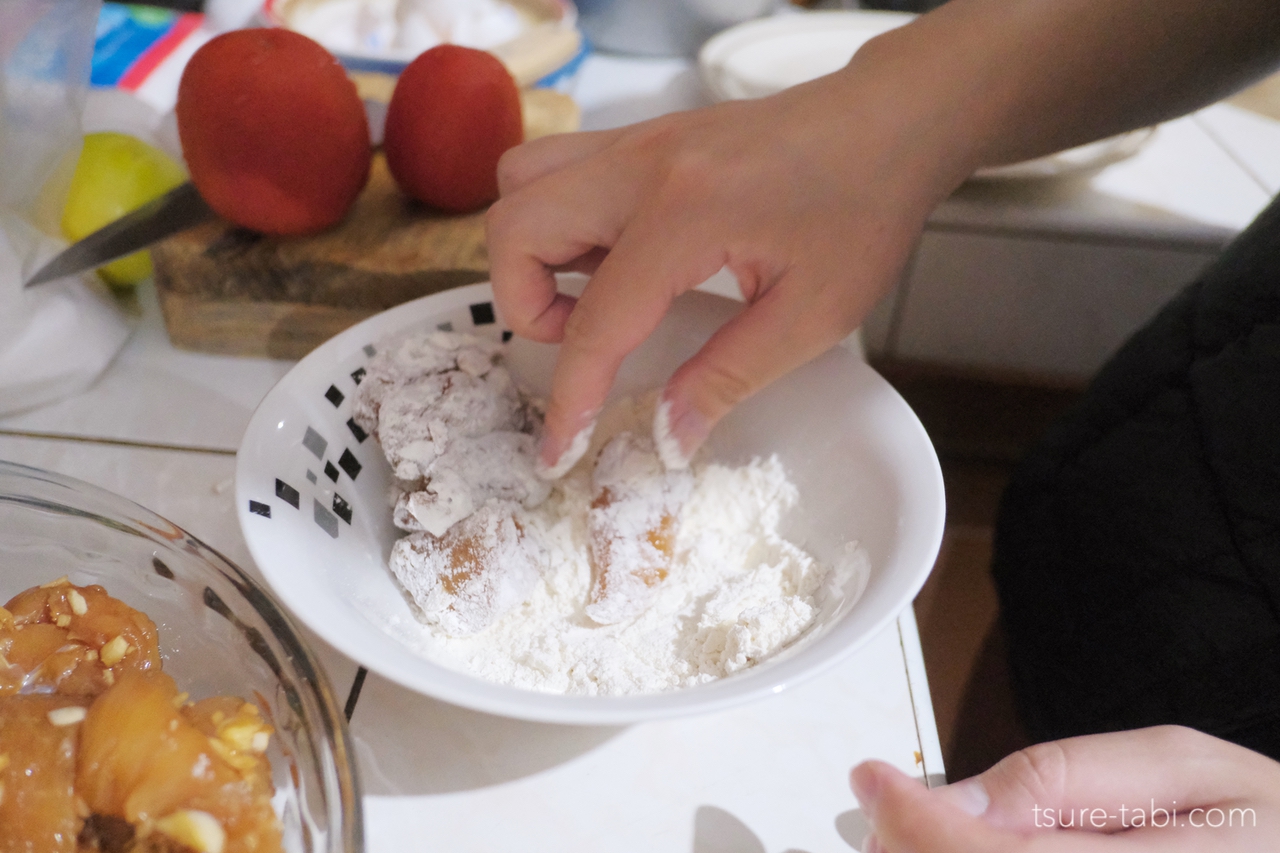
<box><xmin>61</xmin><ymin>131</ymin><xmax>187</xmax><ymax>287</ymax></box>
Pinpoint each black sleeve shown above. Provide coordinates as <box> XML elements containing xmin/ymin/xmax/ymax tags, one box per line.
<box><xmin>993</xmin><ymin>192</ymin><xmax>1280</xmax><ymax>760</ymax></box>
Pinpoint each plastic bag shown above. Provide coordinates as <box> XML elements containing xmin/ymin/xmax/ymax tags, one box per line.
<box><xmin>0</xmin><ymin>0</ymin><xmax>132</xmax><ymax>416</ymax></box>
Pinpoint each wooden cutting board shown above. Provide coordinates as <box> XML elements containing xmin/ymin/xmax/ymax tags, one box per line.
<box><xmin>152</xmin><ymin>154</ymin><xmax>488</xmax><ymax>359</ymax></box>
<box><xmin>152</xmin><ymin>88</ymin><xmax>579</xmax><ymax>360</ymax></box>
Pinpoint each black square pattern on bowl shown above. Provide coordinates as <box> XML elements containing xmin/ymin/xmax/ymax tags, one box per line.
<box><xmin>248</xmin><ymin>302</ymin><xmax>512</xmax><ymax>539</ymax></box>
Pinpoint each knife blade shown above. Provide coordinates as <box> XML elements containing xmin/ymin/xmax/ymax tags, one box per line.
<box><xmin>23</xmin><ymin>98</ymin><xmax>389</xmax><ymax>289</ymax></box>
<box><xmin>24</xmin><ymin>181</ymin><xmax>215</xmax><ymax>288</ymax></box>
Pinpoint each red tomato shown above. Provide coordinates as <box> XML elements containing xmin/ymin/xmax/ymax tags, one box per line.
<box><xmin>176</xmin><ymin>28</ymin><xmax>371</xmax><ymax>236</ymax></box>
<box><xmin>383</xmin><ymin>44</ymin><xmax>524</xmax><ymax>213</ymax></box>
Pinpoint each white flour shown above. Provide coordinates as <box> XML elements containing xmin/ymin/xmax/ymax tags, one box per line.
<box><xmin>380</xmin><ymin>394</ymin><xmax>868</xmax><ymax>696</ymax></box>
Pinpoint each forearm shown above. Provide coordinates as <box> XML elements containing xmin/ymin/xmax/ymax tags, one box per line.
<box><xmin>841</xmin><ymin>0</ymin><xmax>1280</xmax><ymax>180</ymax></box>
<box><xmin>487</xmin><ymin>0</ymin><xmax>1280</xmax><ymax>467</ymax></box>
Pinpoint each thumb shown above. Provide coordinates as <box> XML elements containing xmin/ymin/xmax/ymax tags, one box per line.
<box><xmin>953</xmin><ymin>725</ymin><xmax>1279</xmax><ymax>833</ymax></box>
<box><xmin>851</xmin><ymin>761</ymin><xmax>1008</xmax><ymax>853</ymax></box>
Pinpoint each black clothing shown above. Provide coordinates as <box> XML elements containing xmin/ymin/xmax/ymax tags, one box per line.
<box><xmin>993</xmin><ymin>192</ymin><xmax>1280</xmax><ymax>760</ymax></box>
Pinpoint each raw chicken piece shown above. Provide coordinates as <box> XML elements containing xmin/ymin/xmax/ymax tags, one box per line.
<box><xmin>368</xmin><ymin>363</ymin><xmax>526</xmax><ymax>482</ymax></box>
<box><xmin>355</xmin><ymin>331</ymin><xmax>547</xmax><ymax>535</ymax></box>
<box><xmin>389</xmin><ymin>500</ymin><xmax>543</xmax><ymax>636</ymax></box>
<box><xmin>77</xmin><ymin>670</ymin><xmax>280</xmax><ymax>853</ymax></box>
<box><xmin>0</xmin><ymin>695</ymin><xmax>85</xmax><ymax>853</ymax></box>
<box><xmin>585</xmin><ymin>433</ymin><xmax>693</xmax><ymax>625</ymax></box>
<box><xmin>392</xmin><ymin>431</ymin><xmax>549</xmax><ymax>536</ymax></box>
<box><xmin>1</xmin><ymin>580</ymin><xmax>161</xmax><ymax>698</ymax></box>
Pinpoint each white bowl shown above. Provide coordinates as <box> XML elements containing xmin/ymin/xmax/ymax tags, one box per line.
<box><xmin>236</xmin><ymin>281</ymin><xmax>944</xmax><ymax>724</ymax></box>
<box><xmin>262</xmin><ymin>0</ymin><xmax>587</xmax><ymax>88</ymax></box>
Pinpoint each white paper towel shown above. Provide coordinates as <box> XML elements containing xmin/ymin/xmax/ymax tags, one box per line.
<box><xmin>0</xmin><ymin>0</ymin><xmax>133</xmax><ymax>417</ymax></box>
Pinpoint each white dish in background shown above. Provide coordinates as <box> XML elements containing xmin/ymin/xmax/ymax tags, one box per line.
<box><xmin>698</xmin><ymin>10</ymin><xmax>915</xmax><ymax>102</ymax></box>
<box><xmin>700</xmin><ymin>10</ymin><xmax>1154</xmax><ymax>181</ymax></box>
<box><xmin>235</xmin><ymin>279</ymin><xmax>945</xmax><ymax>725</ymax></box>
<box><xmin>262</xmin><ymin>0</ymin><xmax>586</xmax><ymax>88</ymax></box>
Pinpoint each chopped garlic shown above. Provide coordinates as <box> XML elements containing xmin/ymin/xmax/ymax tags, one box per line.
<box><xmin>154</xmin><ymin>810</ymin><xmax>226</xmax><ymax>853</ymax></box>
<box><xmin>68</xmin><ymin>589</ymin><xmax>88</xmax><ymax>615</ymax></box>
<box><xmin>47</xmin><ymin>706</ymin><xmax>87</xmax><ymax>726</ymax></box>
<box><xmin>207</xmin><ymin>737</ymin><xmax>259</xmax><ymax>773</ymax></box>
<box><xmin>218</xmin><ymin>720</ymin><xmax>265</xmax><ymax>752</ymax></box>
<box><xmin>251</xmin><ymin>730</ymin><xmax>270</xmax><ymax>753</ymax></box>
<box><xmin>100</xmin><ymin>635</ymin><xmax>129</xmax><ymax>666</ymax></box>
<box><xmin>55</xmin><ymin>614</ymin><xmax>71</xmax><ymax>628</ymax></box>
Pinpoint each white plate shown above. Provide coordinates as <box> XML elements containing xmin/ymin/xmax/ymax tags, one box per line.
<box><xmin>699</xmin><ymin>10</ymin><xmax>1153</xmax><ymax>182</ymax></box>
<box><xmin>235</xmin><ymin>281</ymin><xmax>945</xmax><ymax>724</ymax></box>
<box><xmin>699</xmin><ymin>10</ymin><xmax>916</xmax><ymax>102</ymax></box>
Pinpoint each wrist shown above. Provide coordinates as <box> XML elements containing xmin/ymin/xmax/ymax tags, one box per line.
<box><xmin>800</xmin><ymin>31</ymin><xmax>988</xmax><ymax>215</ymax></box>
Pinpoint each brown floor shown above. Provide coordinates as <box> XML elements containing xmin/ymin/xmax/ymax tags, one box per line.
<box><xmin>872</xmin><ymin>359</ymin><xmax>1083</xmax><ymax>781</ymax></box>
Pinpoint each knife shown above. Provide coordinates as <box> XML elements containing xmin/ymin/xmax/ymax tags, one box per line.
<box><xmin>23</xmin><ymin>181</ymin><xmax>215</xmax><ymax>288</ymax></box>
<box><xmin>24</xmin><ymin>99</ymin><xmax>390</xmax><ymax>289</ymax></box>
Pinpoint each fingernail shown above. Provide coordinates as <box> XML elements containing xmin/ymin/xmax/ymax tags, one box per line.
<box><xmin>860</xmin><ymin>834</ymin><xmax>881</xmax><ymax>853</ymax></box>
<box><xmin>653</xmin><ymin>395</ymin><xmax>710</xmax><ymax>471</ymax></box>
<box><xmin>537</xmin><ymin>417</ymin><xmax>595</xmax><ymax>480</ymax></box>
<box><xmin>937</xmin><ymin>778</ymin><xmax>990</xmax><ymax>818</ymax></box>
<box><xmin>850</xmin><ymin>762</ymin><xmax>885</xmax><ymax>821</ymax></box>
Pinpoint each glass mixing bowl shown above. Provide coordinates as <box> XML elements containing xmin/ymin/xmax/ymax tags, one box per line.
<box><xmin>0</xmin><ymin>460</ymin><xmax>362</xmax><ymax>853</ymax></box>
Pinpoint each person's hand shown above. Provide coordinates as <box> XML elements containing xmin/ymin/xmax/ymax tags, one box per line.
<box><xmin>485</xmin><ymin>48</ymin><xmax>970</xmax><ymax>475</ymax></box>
<box><xmin>851</xmin><ymin>726</ymin><xmax>1280</xmax><ymax>852</ymax></box>
<box><xmin>486</xmin><ymin>0</ymin><xmax>1280</xmax><ymax>477</ymax></box>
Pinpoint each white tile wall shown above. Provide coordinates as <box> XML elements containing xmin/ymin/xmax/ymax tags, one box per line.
<box><xmin>868</xmin><ymin>108</ymin><xmax>1276</xmax><ymax>379</ymax></box>
<box><xmin>887</xmin><ymin>231</ymin><xmax>1219</xmax><ymax>380</ymax></box>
